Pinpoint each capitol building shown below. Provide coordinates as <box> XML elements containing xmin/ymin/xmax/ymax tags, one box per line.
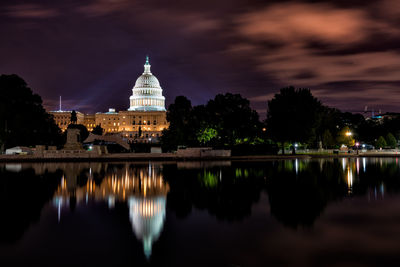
<box><xmin>50</xmin><ymin>57</ymin><xmax>169</xmax><ymax>142</ymax></box>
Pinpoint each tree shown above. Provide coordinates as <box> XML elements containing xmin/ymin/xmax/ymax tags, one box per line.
<box><xmin>314</xmin><ymin>107</ymin><xmax>339</xmax><ymax>145</ymax></box>
<box><xmin>266</xmin><ymin>87</ymin><xmax>322</xmax><ymax>154</ymax></box>
<box><xmin>70</xmin><ymin>110</ymin><xmax>77</xmax><ymax>124</ymax></box>
<box><xmin>91</xmin><ymin>125</ymin><xmax>104</xmax><ymax>135</ymax></box>
<box><xmin>381</xmin><ymin>116</ymin><xmax>400</xmax><ymax>141</ymax></box>
<box><xmin>205</xmin><ymin>93</ymin><xmax>262</xmax><ymax>146</ymax></box>
<box><xmin>376</xmin><ymin>136</ymin><xmax>387</xmax><ymax>149</ymax></box>
<box><xmin>0</xmin><ymin>74</ymin><xmax>62</xmax><ymax>150</ymax></box>
<box><xmin>322</xmin><ymin>129</ymin><xmax>335</xmax><ymax>148</ymax></box>
<box><xmin>357</xmin><ymin>118</ymin><xmax>383</xmax><ymax>145</ymax></box>
<box><xmin>161</xmin><ymin>94</ymin><xmax>263</xmax><ymax>151</ymax></box>
<box><xmin>167</xmin><ymin>96</ymin><xmax>193</xmax><ymax>131</ymax></box>
<box><xmin>197</xmin><ymin>127</ymin><xmax>218</xmax><ymax>145</ymax></box>
<box><xmin>386</xmin><ymin>133</ymin><xmax>397</xmax><ymax>148</ymax></box>
<box><xmin>161</xmin><ymin>96</ymin><xmax>194</xmax><ymax>151</ymax></box>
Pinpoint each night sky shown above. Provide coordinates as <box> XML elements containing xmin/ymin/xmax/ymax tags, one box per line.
<box><xmin>1</xmin><ymin>0</ymin><xmax>400</xmax><ymax>117</ymax></box>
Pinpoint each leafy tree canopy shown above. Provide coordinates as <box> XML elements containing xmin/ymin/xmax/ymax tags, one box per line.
<box><xmin>266</xmin><ymin>87</ymin><xmax>322</xmax><ymax>152</ymax></box>
<box><xmin>206</xmin><ymin>93</ymin><xmax>261</xmax><ymax>146</ymax></box>
<box><xmin>386</xmin><ymin>133</ymin><xmax>397</xmax><ymax>148</ymax></box>
<box><xmin>0</xmin><ymin>74</ymin><xmax>62</xmax><ymax>150</ymax></box>
<box><xmin>197</xmin><ymin>127</ymin><xmax>218</xmax><ymax>145</ymax></box>
<box><xmin>322</xmin><ymin>129</ymin><xmax>335</xmax><ymax>148</ymax></box>
<box><xmin>162</xmin><ymin>94</ymin><xmax>263</xmax><ymax>151</ymax></box>
<box><xmin>376</xmin><ymin>136</ymin><xmax>387</xmax><ymax>149</ymax></box>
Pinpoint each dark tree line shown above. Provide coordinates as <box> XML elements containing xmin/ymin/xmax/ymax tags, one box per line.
<box><xmin>0</xmin><ymin>74</ymin><xmax>110</xmax><ymax>151</ymax></box>
<box><xmin>161</xmin><ymin>94</ymin><xmax>263</xmax><ymax>152</ymax></box>
<box><xmin>163</xmin><ymin>87</ymin><xmax>400</xmax><ymax>153</ymax></box>
<box><xmin>266</xmin><ymin>87</ymin><xmax>400</xmax><ymax>151</ymax></box>
<box><xmin>0</xmin><ymin>74</ymin><xmax>63</xmax><ymax>151</ymax></box>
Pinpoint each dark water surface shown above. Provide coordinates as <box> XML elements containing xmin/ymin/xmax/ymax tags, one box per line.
<box><xmin>1</xmin><ymin>158</ymin><xmax>400</xmax><ymax>266</ymax></box>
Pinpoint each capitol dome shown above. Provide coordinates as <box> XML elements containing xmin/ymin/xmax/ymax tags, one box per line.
<box><xmin>128</xmin><ymin>56</ymin><xmax>166</xmax><ymax>111</ymax></box>
<box><xmin>134</xmin><ymin>72</ymin><xmax>161</xmax><ymax>89</ymax></box>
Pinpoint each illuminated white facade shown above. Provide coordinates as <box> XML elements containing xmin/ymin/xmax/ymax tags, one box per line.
<box><xmin>129</xmin><ymin>56</ymin><xmax>166</xmax><ymax>111</ymax></box>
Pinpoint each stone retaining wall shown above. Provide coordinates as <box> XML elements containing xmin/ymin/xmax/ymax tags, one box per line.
<box><xmin>176</xmin><ymin>148</ymin><xmax>231</xmax><ymax>158</ymax></box>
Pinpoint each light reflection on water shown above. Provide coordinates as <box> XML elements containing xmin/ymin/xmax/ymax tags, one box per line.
<box><xmin>1</xmin><ymin>158</ymin><xmax>400</xmax><ymax>266</ymax></box>
<box><xmin>52</xmin><ymin>162</ymin><xmax>169</xmax><ymax>258</ymax></box>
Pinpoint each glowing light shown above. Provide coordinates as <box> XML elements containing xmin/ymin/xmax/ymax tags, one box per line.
<box><xmin>363</xmin><ymin>157</ymin><xmax>366</xmax><ymax>172</ymax></box>
<box><xmin>347</xmin><ymin>167</ymin><xmax>353</xmax><ymax>195</ymax></box>
<box><xmin>356</xmin><ymin>158</ymin><xmax>360</xmax><ymax>174</ymax></box>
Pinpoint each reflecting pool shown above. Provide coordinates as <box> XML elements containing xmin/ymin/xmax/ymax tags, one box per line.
<box><xmin>1</xmin><ymin>158</ymin><xmax>400</xmax><ymax>266</ymax></box>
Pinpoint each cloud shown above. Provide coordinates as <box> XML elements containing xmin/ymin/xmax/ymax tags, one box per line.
<box><xmin>249</xmin><ymin>93</ymin><xmax>275</xmax><ymax>103</ymax></box>
<box><xmin>377</xmin><ymin>0</ymin><xmax>400</xmax><ymax>20</ymax></box>
<box><xmin>251</xmin><ymin>81</ymin><xmax>400</xmax><ymax>114</ymax></box>
<box><xmin>179</xmin><ymin>15</ymin><xmax>220</xmax><ymax>34</ymax></box>
<box><xmin>231</xmin><ymin>1</ymin><xmax>400</xmax><ymax>111</ymax></box>
<box><xmin>76</xmin><ymin>1</ymin><xmax>220</xmax><ymax>34</ymax></box>
<box><xmin>236</xmin><ymin>3</ymin><xmax>370</xmax><ymax>46</ymax></box>
<box><xmin>258</xmin><ymin>48</ymin><xmax>400</xmax><ymax>85</ymax></box>
<box><xmin>313</xmin><ymin>81</ymin><xmax>400</xmax><ymax>110</ymax></box>
<box><xmin>76</xmin><ymin>0</ymin><xmax>134</xmax><ymax>17</ymax></box>
<box><xmin>5</xmin><ymin>4</ymin><xmax>58</xmax><ymax>19</ymax></box>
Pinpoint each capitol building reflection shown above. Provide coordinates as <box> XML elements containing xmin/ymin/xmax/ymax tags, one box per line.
<box><xmin>53</xmin><ymin>163</ymin><xmax>169</xmax><ymax>259</ymax></box>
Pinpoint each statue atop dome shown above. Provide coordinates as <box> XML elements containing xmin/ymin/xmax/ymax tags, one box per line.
<box><xmin>143</xmin><ymin>56</ymin><xmax>152</xmax><ymax>74</ymax></box>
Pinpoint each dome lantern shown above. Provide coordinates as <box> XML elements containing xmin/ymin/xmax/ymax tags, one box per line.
<box><xmin>143</xmin><ymin>55</ymin><xmax>151</xmax><ymax>74</ymax></box>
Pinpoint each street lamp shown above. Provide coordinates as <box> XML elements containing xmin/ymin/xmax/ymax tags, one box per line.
<box><xmin>344</xmin><ymin>131</ymin><xmax>353</xmax><ymax>154</ymax></box>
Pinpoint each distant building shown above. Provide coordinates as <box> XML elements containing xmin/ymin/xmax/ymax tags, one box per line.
<box><xmin>366</xmin><ymin>112</ymin><xmax>400</xmax><ymax>123</ymax></box>
<box><xmin>51</xmin><ymin>110</ymin><xmax>85</xmax><ymax>130</ymax></box>
<box><xmin>50</xmin><ymin>57</ymin><xmax>169</xmax><ymax>142</ymax></box>
<box><xmin>378</xmin><ymin>112</ymin><xmax>400</xmax><ymax>120</ymax></box>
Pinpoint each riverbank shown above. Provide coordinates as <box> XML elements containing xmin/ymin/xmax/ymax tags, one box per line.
<box><xmin>1</xmin><ymin>151</ymin><xmax>400</xmax><ymax>162</ymax></box>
